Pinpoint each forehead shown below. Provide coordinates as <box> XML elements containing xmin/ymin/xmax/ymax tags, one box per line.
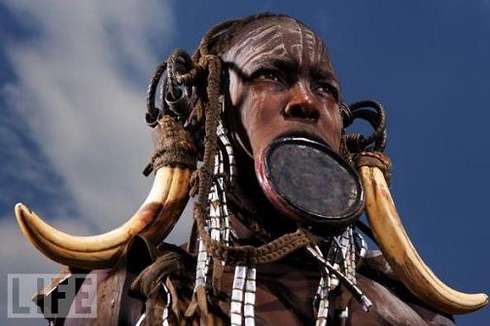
<box><xmin>223</xmin><ymin>17</ymin><xmax>334</xmax><ymax>74</ymax></box>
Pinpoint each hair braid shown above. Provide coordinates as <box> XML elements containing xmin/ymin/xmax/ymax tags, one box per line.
<box><xmin>186</xmin><ymin>14</ymin><xmax>326</xmax><ymax>272</ymax></box>
<box><xmin>142</xmin><ymin>14</ymin><xmax>349</xmax><ymax>324</ymax></box>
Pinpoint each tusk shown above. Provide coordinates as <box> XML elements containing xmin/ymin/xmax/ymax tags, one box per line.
<box><xmin>360</xmin><ymin>165</ymin><xmax>488</xmax><ymax>314</ymax></box>
<box><xmin>15</xmin><ymin>166</ymin><xmax>192</xmax><ymax>269</ymax></box>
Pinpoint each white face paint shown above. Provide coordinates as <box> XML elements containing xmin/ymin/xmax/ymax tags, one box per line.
<box><xmin>221</xmin><ymin>16</ymin><xmax>342</xmax><ymax>159</ymax></box>
<box><xmin>219</xmin><ymin>16</ymin><xmax>345</xmax><ymax>232</ymax></box>
<box><xmin>223</xmin><ymin>17</ymin><xmax>335</xmax><ymax>77</ymax></box>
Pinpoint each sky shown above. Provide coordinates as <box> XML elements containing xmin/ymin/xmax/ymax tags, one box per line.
<box><xmin>0</xmin><ymin>0</ymin><xmax>489</xmax><ymax>325</ymax></box>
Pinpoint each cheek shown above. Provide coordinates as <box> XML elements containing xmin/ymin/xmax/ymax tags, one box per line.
<box><xmin>333</xmin><ymin>110</ymin><xmax>343</xmax><ymax>144</ymax></box>
<box><xmin>241</xmin><ymin>90</ymin><xmax>284</xmax><ymax>128</ymax></box>
<box><xmin>321</xmin><ymin>109</ymin><xmax>343</xmax><ymax>150</ymax></box>
<box><xmin>240</xmin><ymin>96</ymin><xmax>280</xmax><ymax>157</ymax></box>
<box><xmin>228</xmin><ymin>72</ymin><xmax>241</xmax><ymax>106</ymax></box>
<box><xmin>240</xmin><ymin>97</ymin><xmax>264</xmax><ymax>140</ymax></box>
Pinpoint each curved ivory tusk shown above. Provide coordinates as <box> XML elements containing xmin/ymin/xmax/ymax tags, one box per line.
<box><xmin>360</xmin><ymin>166</ymin><xmax>488</xmax><ymax>314</ymax></box>
<box><xmin>15</xmin><ymin>166</ymin><xmax>192</xmax><ymax>269</ymax></box>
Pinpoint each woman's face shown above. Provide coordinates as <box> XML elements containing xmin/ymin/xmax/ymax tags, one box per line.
<box><xmin>223</xmin><ymin>17</ymin><xmax>343</xmax><ymax>160</ymax></box>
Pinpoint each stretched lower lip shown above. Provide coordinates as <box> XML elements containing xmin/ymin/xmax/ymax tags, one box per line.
<box><xmin>275</xmin><ymin>130</ymin><xmax>330</xmax><ymax>148</ymax></box>
<box><xmin>255</xmin><ymin>135</ymin><xmax>364</xmax><ymax>231</ymax></box>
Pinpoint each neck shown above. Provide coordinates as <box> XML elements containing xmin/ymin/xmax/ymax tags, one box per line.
<box><xmin>228</xmin><ymin>147</ymin><xmax>298</xmax><ymax>242</ymax></box>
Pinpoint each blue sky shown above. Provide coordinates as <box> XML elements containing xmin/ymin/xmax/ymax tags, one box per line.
<box><xmin>1</xmin><ymin>1</ymin><xmax>489</xmax><ymax>325</ymax></box>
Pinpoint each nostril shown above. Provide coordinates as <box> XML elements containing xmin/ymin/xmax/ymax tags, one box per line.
<box><xmin>309</xmin><ymin>110</ymin><xmax>319</xmax><ymax>121</ymax></box>
<box><xmin>284</xmin><ymin>104</ymin><xmax>319</xmax><ymax>121</ymax></box>
<box><xmin>289</xmin><ymin>105</ymin><xmax>304</xmax><ymax>117</ymax></box>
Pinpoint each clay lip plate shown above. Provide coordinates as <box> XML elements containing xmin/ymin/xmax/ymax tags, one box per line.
<box><xmin>256</xmin><ymin>135</ymin><xmax>364</xmax><ymax>230</ymax></box>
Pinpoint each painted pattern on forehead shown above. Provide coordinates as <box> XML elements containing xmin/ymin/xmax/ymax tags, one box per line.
<box><xmin>230</xmin><ymin>21</ymin><xmax>288</xmax><ymax>70</ymax></box>
<box><xmin>227</xmin><ymin>18</ymin><xmax>332</xmax><ymax>74</ymax></box>
<box><xmin>288</xmin><ymin>20</ymin><xmax>333</xmax><ymax>70</ymax></box>
<box><xmin>289</xmin><ymin>20</ymin><xmax>305</xmax><ymax>65</ymax></box>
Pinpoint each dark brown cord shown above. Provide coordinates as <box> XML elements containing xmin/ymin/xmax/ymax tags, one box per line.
<box><xmin>183</xmin><ymin>50</ymin><xmax>323</xmax><ymax>269</ymax></box>
<box><xmin>353</xmin><ymin>151</ymin><xmax>392</xmax><ymax>185</ymax></box>
<box><xmin>140</xmin><ymin>14</ymin><xmax>355</xmax><ymax>324</ymax></box>
<box><xmin>166</xmin><ymin>48</ymin><xmax>194</xmax><ymax>101</ymax></box>
<box><xmin>146</xmin><ymin>60</ymin><xmax>167</xmax><ymax>127</ymax></box>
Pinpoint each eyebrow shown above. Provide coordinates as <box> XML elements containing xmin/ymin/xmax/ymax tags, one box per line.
<box><xmin>226</xmin><ymin>55</ymin><xmax>340</xmax><ymax>91</ymax></box>
<box><xmin>247</xmin><ymin>57</ymin><xmax>298</xmax><ymax>75</ymax></box>
<box><xmin>249</xmin><ymin>58</ymin><xmax>339</xmax><ymax>86</ymax></box>
<box><xmin>311</xmin><ymin>69</ymin><xmax>339</xmax><ymax>86</ymax></box>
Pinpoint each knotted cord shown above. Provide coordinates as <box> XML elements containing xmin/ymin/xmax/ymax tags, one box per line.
<box><xmin>139</xmin><ymin>13</ymin><xmax>389</xmax><ymax>325</ymax></box>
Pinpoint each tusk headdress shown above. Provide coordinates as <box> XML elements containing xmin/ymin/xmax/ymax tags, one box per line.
<box><xmin>356</xmin><ymin>152</ymin><xmax>488</xmax><ymax>314</ymax></box>
<box><xmin>343</xmin><ymin>101</ymin><xmax>488</xmax><ymax>315</ymax></box>
<box><xmin>15</xmin><ymin>115</ymin><xmax>196</xmax><ymax>269</ymax></box>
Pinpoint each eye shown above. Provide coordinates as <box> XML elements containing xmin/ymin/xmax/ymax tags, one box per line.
<box><xmin>253</xmin><ymin>69</ymin><xmax>284</xmax><ymax>83</ymax></box>
<box><xmin>314</xmin><ymin>81</ymin><xmax>339</xmax><ymax>101</ymax></box>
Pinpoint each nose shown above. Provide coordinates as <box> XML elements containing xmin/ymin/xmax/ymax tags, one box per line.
<box><xmin>282</xmin><ymin>84</ymin><xmax>320</xmax><ymax>122</ymax></box>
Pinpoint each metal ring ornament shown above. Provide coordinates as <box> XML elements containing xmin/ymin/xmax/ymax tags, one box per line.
<box><xmin>344</xmin><ymin>100</ymin><xmax>387</xmax><ymax>153</ymax></box>
<box><xmin>146</xmin><ymin>49</ymin><xmax>195</xmax><ymax>127</ymax></box>
<box><xmin>164</xmin><ymin>49</ymin><xmax>194</xmax><ymax>120</ymax></box>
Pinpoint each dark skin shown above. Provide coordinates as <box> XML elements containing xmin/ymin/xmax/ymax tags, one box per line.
<box><xmin>221</xmin><ymin>18</ymin><xmax>343</xmax><ymax>237</ymax></box>
<box><xmin>57</xmin><ymin>16</ymin><xmax>454</xmax><ymax>326</ymax></box>
<box><xmin>217</xmin><ymin>18</ymin><xmax>344</xmax><ymax>324</ymax></box>
<box><xmin>223</xmin><ymin>18</ymin><xmax>342</xmax><ymax>161</ymax></box>
<box><xmin>216</xmin><ymin>17</ymin><xmax>455</xmax><ymax>325</ymax></box>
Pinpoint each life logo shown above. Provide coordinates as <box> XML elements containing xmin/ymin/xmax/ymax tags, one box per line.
<box><xmin>7</xmin><ymin>273</ymin><xmax>97</xmax><ymax>319</ymax></box>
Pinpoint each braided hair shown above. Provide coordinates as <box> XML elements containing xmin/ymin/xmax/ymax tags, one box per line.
<box><xmin>141</xmin><ymin>13</ymin><xmax>386</xmax><ymax>324</ymax></box>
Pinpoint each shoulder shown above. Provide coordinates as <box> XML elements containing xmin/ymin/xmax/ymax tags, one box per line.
<box><xmin>350</xmin><ymin>250</ymin><xmax>455</xmax><ymax>326</ymax></box>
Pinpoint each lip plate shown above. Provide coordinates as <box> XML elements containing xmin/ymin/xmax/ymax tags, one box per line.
<box><xmin>258</xmin><ymin>136</ymin><xmax>364</xmax><ymax>230</ymax></box>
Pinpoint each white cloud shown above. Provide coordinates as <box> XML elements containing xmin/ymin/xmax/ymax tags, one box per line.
<box><xmin>0</xmin><ymin>216</ymin><xmax>88</xmax><ymax>326</ymax></box>
<box><xmin>3</xmin><ymin>0</ymin><xmax>176</xmax><ymax>231</ymax></box>
<box><xmin>0</xmin><ymin>2</ymin><xmax>197</xmax><ymax>322</ymax></box>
